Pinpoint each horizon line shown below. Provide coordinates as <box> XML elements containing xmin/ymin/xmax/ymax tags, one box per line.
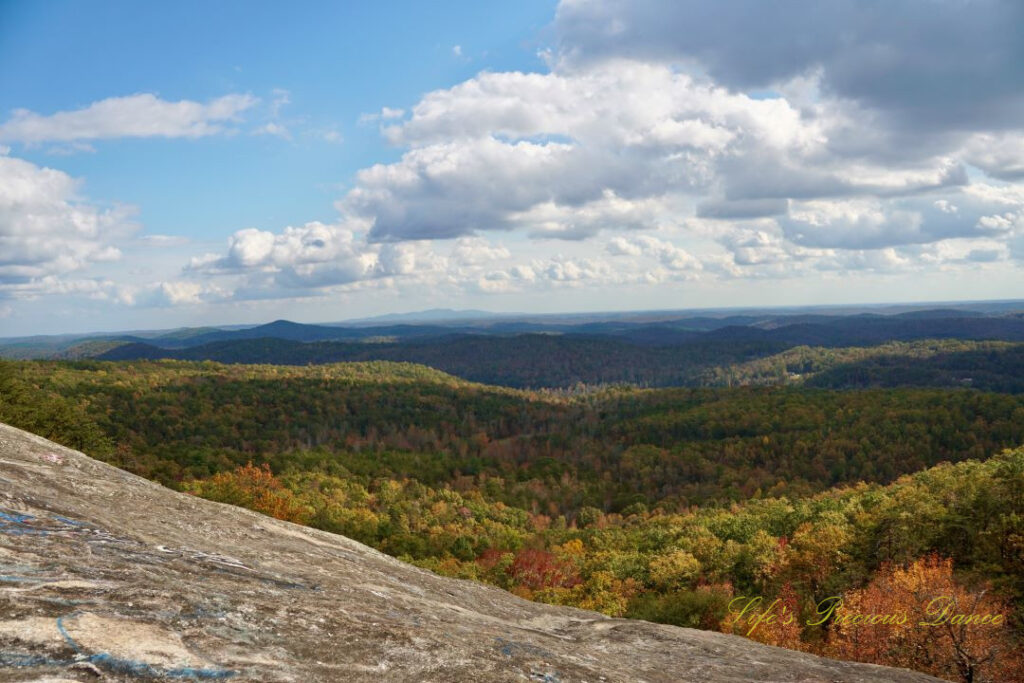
<box><xmin>2</xmin><ymin>296</ymin><xmax>1022</xmax><ymax>342</ymax></box>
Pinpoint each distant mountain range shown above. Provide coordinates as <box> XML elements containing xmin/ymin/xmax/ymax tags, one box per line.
<box><xmin>3</xmin><ymin>304</ymin><xmax>1023</xmax><ymax>388</ymax></box>
<box><xmin>35</xmin><ymin>309</ymin><xmax>1014</xmax><ymax>389</ymax></box>
<box><xmin>340</xmin><ymin>308</ymin><xmax>508</xmax><ymax>325</ymax></box>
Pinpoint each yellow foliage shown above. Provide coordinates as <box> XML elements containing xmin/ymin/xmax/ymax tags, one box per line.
<box><xmin>649</xmin><ymin>550</ymin><xmax>701</xmax><ymax>590</ymax></box>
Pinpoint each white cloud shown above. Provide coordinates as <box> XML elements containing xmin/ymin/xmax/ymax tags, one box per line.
<box><xmin>0</xmin><ymin>153</ymin><xmax>137</xmax><ymax>299</ymax></box>
<box><xmin>0</xmin><ymin>93</ymin><xmax>258</xmax><ymax>144</ymax></box>
<box><xmin>606</xmin><ymin>235</ymin><xmax>700</xmax><ymax>270</ymax></box>
<box><xmin>977</xmin><ymin>211</ymin><xmax>1022</xmax><ymax>232</ymax></box>
<box><xmin>962</xmin><ymin>133</ymin><xmax>1024</xmax><ymax>180</ymax></box>
<box><xmin>4</xmin><ymin>1</ymin><xmax>1022</xmax><ymax>328</ymax></box>
<box><xmin>269</xmin><ymin>89</ymin><xmax>291</xmax><ymax>118</ymax></box>
<box><xmin>476</xmin><ymin>255</ymin><xmax>621</xmax><ymax>292</ymax></box>
<box><xmin>450</xmin><ymin>236</ymin><xmax>511</xmax><ymax>265</ymax></box>
<box><xmin>781</xmin><ymin>200</ymin><xmax>926</xmax><ymax>250</ymax></box>
<box><xmin>136</xmin><ymin>234</ymin><xmax>190</xmax><ymax>247</ymax></box>
<box><xmin>255</xmin><ymin>122</ymin><xmax>291</xmax><ymax>139</ymax></box>
<box><xmin>186</xmin><ymin>220</ymin><xmax>445</xmax><ymax>294</ymax></box>
<box><xmin>553</xmin><ymin>0</ymin><xmax>1024</xmax><ymax>133</ymax></box>
<box><xmin>359</xmin><ymin>106</ymin><xmax>406</xmax><ymax>125</ymax></box>
<box><xmin>0</xmin><ymin>275</ymin><xmax>134</xmax><ymax>304</ymax></box>
<box><xmin>176</xmin><ymin>45</ymin><xmax>1023</xmax><ymax>303</ymax></box>
<box><xmin>150</xmin><ymin>281</ymin><xmax>206</xmax><ymax>306</ymax></box>
<box><xmin>337</xmin><ymin>59</ymin><xmax>993</xmax><ymax>252</ymax></box>
<box><xmin>606</xmin><ymin>236</ymin><xmax>642</xmax><ymax>256</ymax></box>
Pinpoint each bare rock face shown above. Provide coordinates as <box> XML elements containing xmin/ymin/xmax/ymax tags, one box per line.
<box><xmin>0</xmin><ymin>422</ymin><xmax>944</xmax><ymax>682</ymax></box>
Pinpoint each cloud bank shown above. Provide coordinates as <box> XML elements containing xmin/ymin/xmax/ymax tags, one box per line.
<box><xmin>2</xmin><ymin>0</ymin><xmax>1022</xmax><ymax>317</ymax></box>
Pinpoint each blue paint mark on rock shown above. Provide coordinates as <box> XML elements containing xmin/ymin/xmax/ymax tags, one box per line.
<box><xmin>0</xmin><ymin>575</ymin><xmax>41</xmax><ymax>583</ymax></box>
<box><xmin>53</xmin><ymin>515</ymin><xmax>88</xmax><ymax>527</ymax></box>
<box><xmin>0</xmin><ymin>508</ymin><xmax>47</xmax><ymax>536</ymax></box>
<box><xmin>0</xmin><ymin>651</ymin><xmax>63</xmax><ymax>667</ymax></box>
<box><xmin>0</xmin><ymin>511</ymin><xmax>33</xmax><ymax>524</ymax></box>
<box><xmin>56</xmin><ymin>614</ymin><xmax>237</xmax><ymax>680</ymax></box>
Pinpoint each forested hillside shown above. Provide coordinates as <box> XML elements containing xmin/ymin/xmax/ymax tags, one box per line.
<box><xmin>6</xmin><ymin>309</ymin><xmax>1022</xmax><ymax>390</ymax></box>
<box><xmin>5</xmin><ymin>359</ymin><xmax>1023</xmax><ymax>510</ymax></box>
<box><xmin>91</xmin><ymin>334</ymin><xmax>1024</xmax><ymax>391</ymax></box>
<box><xmin>806</xmin><ymin>343</ymin><xmax>1024</xmax><ymax>393</ymax></box>
<box><xmin>95</xmin><ymin>334</ymin><xmax>786</xmax><ymax>387</ymax></box>
<box><xmin>2</xmin><ymin>357</ymin><xmax>1022</xmax><ymax>681</ymax></box>
<box><xmin>697</xmin><ymin>340</ymin><xmax>1024</xmax><ymax>391</ymax></box>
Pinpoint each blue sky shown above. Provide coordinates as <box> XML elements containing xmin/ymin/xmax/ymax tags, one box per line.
<box><xmin>0</xmin><ymin>1</ymin><xmax>553</xmax><ymax>239</ymax></box>
<box><xmin>1</xmin><ymin>0</ymin><xmax>1022</xmax><ymax>335</ymax></box>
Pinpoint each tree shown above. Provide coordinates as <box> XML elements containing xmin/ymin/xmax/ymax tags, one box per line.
<box><xmin>507</xmin><ymin>548</ymin><xmax>580</xmax><ymax>591</ymax></box>
<box><xmin>826</xmin><ymin>555</ymin><xmax>1022</xmax><ymax>683</ymax></box>
<box><xmin>649</xmin><ymin>550</ymin><xmax>701</xmax><ymax>591</ymax></box>
<box><xmin>186</xmin><ymin>463</ymin><xmax>310</xmax><ymax>524</ymax></box>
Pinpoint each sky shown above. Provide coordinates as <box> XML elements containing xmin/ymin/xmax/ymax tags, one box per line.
<box><xmin>1</xmin><ymin>0</ymin><xmax>1022</xmax><ymax>336</ymax></box>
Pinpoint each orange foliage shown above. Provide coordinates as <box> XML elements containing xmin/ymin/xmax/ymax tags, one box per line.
<box><xmin>476</xmin><ymin>547</ymin><xmax>511</xmax><ymax>572</ymax></box>
<box><xmin>825</xmin><ymin>554</ymin><xmax>1022</xmax><ymax>683</ymax></box>
<box><xmin>507</xmin><ymin>548</ymin><xmax>581</xmax><ymax>590</ymax></box>
<box><xmin>196</xmin><ymin>463</ymin><xmax>310</xmax><ymax>524</ymax></box>
<box><xmin>722</xmin><ymin>582</ymin><xmax>805</xmax><ymax>651</ymax></box>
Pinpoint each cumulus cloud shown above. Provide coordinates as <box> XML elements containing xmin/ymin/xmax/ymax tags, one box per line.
<box><xmin>0</xmin><ymin>153</ymin><xmax>137</xmax><ymax>299</ymax></box>
<box><xmin>187</xmin><ymin>220</ymin><xmax>446</xmax><ymax>295</ymax></box>
<box><xmin>606</xmin><ymin>235</ymin><xmax>700</xmax><ymax>271</ymax></box>
<box><xmin>332</xmin><ymin>51</ymin><xmax>1013</xmax><ymax>259</ymax></box>
<box><xmin>359</xmin><ymin>106</ymin><xmax>406</xmax><ymax>125</ymax></box>
<box><xmin>183</xmin><ymin>215</ymin><xmax>710</xmax><ymax>301</ymax></box>
<box><xmin>340</xmin><ymin>63</ymin><xmax>863</xmax><ymax>242</ymax></box>
<box><xmin>0</xmin><ymin>93</ymin><xmax>257</xmax><ymax>144</ymax></box>
<box><xmin>718</xmin><ymin>226</ymin><xmax>809</xmax><ymax>268</ymax></box>
<box><xmin>450</xmin><ymin>237</ymin><xmax>511</xmax><ymax>265</ymax></box>
<box><xmin>783</xmin><ymin>202</ymin><xmax>912</xmax><ymax>250</ymax></box>
<box><xmin>475</xmin><ymin>255</ymin><xmax>621</xmax><ymax>293</ymax></box>
<box><xmin>140</xmin><ymin>0</ymin><xmax>1015</xmax><ymax>306</ymax></box>
<box><xmin>697</xmin><ymin>198</ymin><xmax>788</xmax><ymax>220</ymax></box>
<box><xmin>156</xmin><ymin>281</ymin><xmax>204</xmax><ymax>305</ymax></box>
<box><xmin>296</xmin><ymin>0</ymin><xmax>1022</xmax><ymax>298</ymax></box>
<box><xmin>0</xmin><ymin>275</ymin><xmax>134</xmax><ymax>304</ymax></box>
<box><xmin>192</xmin><ymin>222</ymin><xmax>372</xmax><ymax>280</ymax></box>
<box><xmin>135</xmin><ymin>280</ymin><xmax>224</xmax><ymax>307</ymax></box>
<box><xmin>553</xmin><ymin>0</ymin><xmax>1024</xmax><ymax>132</ymax></box>
<box><xmin>962</xmin><ymin>133</ymin><xmax>1024</xmax><ymax>180</ymax></box>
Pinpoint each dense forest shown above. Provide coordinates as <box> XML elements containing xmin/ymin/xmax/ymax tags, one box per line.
<box><xmin>88</xmin><ymin>335</ymin><xmax>1024</xmax><ymax>392</ymax></box>
<box><xmin>1</xmin><ymin>356</ymin><xmax>1022</xmax><ymax>681</ymax></box>
<box><xmin>698</xmin><ymin>340</ymin><xmax>1023</xmax><ymax>390</ymax></box>
<box><xmin>95</xmin><ymin>334</ymin><xmax>788</xmax><ymax>387</ymax></box>
<box><xmin>5</xmin><ymin>359</ymin><xmax>1023</xmax><ymax>511</ymax></box>
<box><xmin>806</xmin><ymin>343</ymin><xmax>1024</xmax><ymax>393</ymax></box>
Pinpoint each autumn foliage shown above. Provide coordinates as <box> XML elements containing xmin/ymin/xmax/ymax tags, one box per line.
<box><xmin>187</xmin><ymin>463</ymin><xmax>310</xmax><ymax>524</ymax></box>
<box><xmin>722</xmin><ymin>582</ymin><xmax>805</xmax><ymax>651</ymax></box>
<box><xmin>8</xmin><ymin>360</ymin><xmax>1023</xmax><ymax>682</ymax></box>
<box><xmin>507</xmin><ymin>548</ymin><xmax>581</xmax><ymax>591</ymax></box>
<box><xmin>826</xmin><ymin>555</ymin><xmax>1023</xmax><ymax>683</ymax></box>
